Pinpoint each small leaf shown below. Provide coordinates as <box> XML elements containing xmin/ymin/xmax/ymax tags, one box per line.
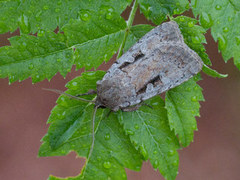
<box><xmin>202</xmin><ymin>64</ymin><xmax>228</xmax><ymax>78</ymax></box>
<box><xmin>139</xmin><ymin>0</ymin><xmax>189</xmax><ymax>24</ymax></box>
<box><xmin>0</xmin><ymin>0</ymin><xmax>131</xmax><ymax>34</ymax></box>
<box><xmin>118</xmin><ymin>97</ymin><xmax>180</xmax><ymax>180</ymax></box>
<box><xmin>165</xmin><ymin>78</ymin><xmax>204</xmax><ymax>147</ymax></box>
<box><xmin>174</xmin><ymin>16</ymin><xmax>212</xmax><ymax>66</ymax></box>
<box><xmin>192</xmin><ymin>0</ymin><xmax>240</xmax><ymax>70</ymax></box>
<box><xmin>0</xmin><ymin>13</ymin><xmax>126</xmax><ymax>83</ymax></box>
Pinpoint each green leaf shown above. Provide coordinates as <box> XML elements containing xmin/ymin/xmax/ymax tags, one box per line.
<box><xmin>0</xmin><ymin>13</ymin><xmax>126</xmax><ymax>83</ymax></box>
<box><xmin>39</xmin><ymin>71</ymin><xmax>143</xmax><ymax>180</ymax></box>
<box><xmin>39</xmin><ymin>71</ymin><xmax>106</xmax><ymax>157</ymax></box>
<box><xmin>202</xmin><ymin>64</ymin><xmax>228</xmax><ymax>78</ymax></box>
<box><xmin>138</xmin><ymin>0</ymin><xmax>189</xmax><ymax>24</ymax></box>
<box><xmin>0</xmin><ymin>32</ymin><xmax>73</xmax><ymax>84</ymax></box>
<box><xmin>192</xmin><ymin>0</ymin><xmax>240</xmax><ymax>70</ymax></box>
<box><xmin>124</xmin><ymin>24</ymin><xmax>154</xmax><ymax>51</ymax></box>
<box><xmin>173</xmin><ymin>16</ymin><xmax>212</xmax><ymax>65</ymax></box>
<box><xmin>64</xmin><ymin>13</ymin><xmax>126</xmax><ymax>70</ymax></box>
<box><xmin>0</xmin><ymin>0</ymin><xmax>131</xmax><ymax>34</ymax></box>
<box><xmin>118</xmin><ymin>97</ymin><xmax>180</xmax><ymax>180</ymax></box>
<box><xmin>165</xmin><ymin>78</ymin><xmax>204</xmax><ymax>147</ymax></box>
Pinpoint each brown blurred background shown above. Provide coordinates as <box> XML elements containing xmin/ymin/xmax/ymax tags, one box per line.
<box><xmin>0</xmin><ymin>9</ymin><xmax>240</xmax><ymax>180</ymax></box>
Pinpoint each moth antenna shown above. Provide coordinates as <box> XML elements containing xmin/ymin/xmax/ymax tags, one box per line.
<box><xmin>87</xmin><ymin>105</ymin><xmax>99</xmax><ymax>160</ymax></box>
<box><xmin>42</xmin><ymin>88</ymin><xmax>95</xmax><ymax>103</ymax></box>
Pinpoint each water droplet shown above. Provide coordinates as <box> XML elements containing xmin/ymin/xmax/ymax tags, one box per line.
<box><xmin>192</xmin><ymin>36</ymin><xmax>200</xmax><ymax>44</ymax></box>
<box><xmin>191</xmin><ymin>96</ymin><xmax>197</xmax><ymax>102</ymax></box>
<box><xmin>153</xmin><ymin>160</ymin><xmax>159</xmax><ymax>169</ymax></box>
<box><xmin>28</xmin><ymin>63</ymin><xmax>34</xmax><ymax>70</ymax></box>
<box><xmin>97</xmin><ymin>156</ymin><xmax>101</xmax><ymax>161</ymax></box>
<box><xmin>187</xmin><ymin>21</ymin><xmax>194</xmax><ymax>28</ymax></box>
<box><xmin>43</xmin><ymin>5</ymin><xmax>49</xmax><ymax>10</ymax></box>
<box><xmin>57</xmin><ymin>111</ymin><xmax>66</xmax><ymax>119</ymax></box>
<box><xmin>38</xmin><ymin>29</ymin><xmax>45</xmax><ymax>37</ymax></box>
<box><xmin>217</xmin><ymin>34</ymin><xmax>227</xmax><ymax>51</ymax></box>
<box><xmin>57</xmin><ymin>58</ymin><xmax>61</xmax><ymax>62</ymax></box>
<box><xmin>215</xmin><ymin>5</ymin><xmax>222</xmax><ymax>10</ymax></box>
<box><xmin>235</xmin><ymin>36</ymin><xmax>240</xmax><ymax>45</ymax></box>
<box><xmin>173</xmin><ymin>160</ymin><xmax>178</xmax><ymax>166</ymax></box>
<box><xmin>199</xmin><ymin>12</ymin><xmax>213</xmax><ymax>29</ymax></box>
<box><xmin>134</xmin><ymin>124</ymin><xmax>139</xmax><ymax>130</ymax></box>
<box><xmin>168</xmin><ymin>150</ymin><xmax>175</xmax><ymax>156</ymax></box>
<box><xmin>126</xmin><ymin>129</ymin><xmax>134</xmax><ymax>135</ymax></box>
<box><xmin>173</xmin><ymin>8</ymin><xmax>180</xmax><ymax>14</ymax></box>
<box><xmin>9</xmin><ymin>75</ymin><xmax>15</xmax><ymax>83</ymax></box>
<box><xmin>103</xmin><ymin>161</ymin><xmax>111</xmax><ymax>169</ymax></box>
<box><xmin>55</xmin><ymin>8</ymin><xmax>60</xmax><ymax>13</ymax></box>
<box><xmin>79</xmin><ymin>10</ymin><xmax>91</xmax><ymax>21</ymax></box>
<box><xmin>153</xmin><ymin>150</ymin><xmax>157</xmax><ymax>155</ymax></box>
<box><xmin>140</xmin><ymin>146</ymin><xmax>148</xmax><ymax>159</ymax></box>
<box><xmin>104</xmin><ymin>132</ymin><xmax>110</xmax><ymax>140</ymax></box>
<box><xmin>18</xmin><ymin>14</ymin><xmax>30</xmax><ymax>34</ymax></box>
<box><xmin>179</xmin><ymin>16</ymin><xmax>185</xmax><ymax>22</ymax></box>
<box><xmin>105</xmin><ymin>12</ymin><xmax>113</xmax><ymax>20</ymax></box>
<box><xmin>223</xmin><ymin>27</ymin><xmax>229</xmax><ymax>33</ymax></box>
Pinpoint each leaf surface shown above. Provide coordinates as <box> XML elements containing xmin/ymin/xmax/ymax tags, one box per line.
<box><xmin>118</xmin><ymin>97</ymin><xmax>180</xmax><ymax>180</ymax></box>
<box><xmin>165</xmin><ymin>78</ymin><xmax>204</xmax><ymax>147</ymax></box>
<box><xmin>39</xmin><ymin>71</ymin><xmax>143</xmax><ymax>180</ymax></box>
<box><xmin>192</xmin><ymin>0</ymin><xmax>240</xmax><ymax>70</ymax></box>
<box><xmin>139</xmin><ymin>0</ymin><xmax>189</xmax><ymax>24</ymax></box>
<box><xmin>0</xmin><ymin>13</ymin><xmax>126</xmax><ymax>83</ymax></box>
<box><xmin>0</xmin><ymin>0</ymin><xmax>131</xmax><ymax>34</ymax></box>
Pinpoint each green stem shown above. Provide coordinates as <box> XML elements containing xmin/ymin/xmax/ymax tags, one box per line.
<box><xmin>117</xmin><ymin>0</ymin><xmax>138</xmax><ymax>59</ymax></box>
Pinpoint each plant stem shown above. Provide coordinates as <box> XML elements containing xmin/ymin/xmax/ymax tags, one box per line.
<box><xmin>116</xmin><ymin>0</ymin><xmax>138</xmax><ymax>59</ymax></box>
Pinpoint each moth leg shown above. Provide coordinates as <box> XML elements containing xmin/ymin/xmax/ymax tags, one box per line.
<box><xmin>122</xmin><ymin>102</ymin><xmax>153</xmax><ymax>112</ymax></box>
<box><xmin>141</xmin><ymin>102</ymin><xmax>153</xmax><ymax>109</ymax></box>
<box><xmin>121</xmin><ymin>104</ymin><xmax>142</xmax><ymax>112</ymax></box>
<box><xmin>76</xmin><ymin>89</ymin><xmax>97</xmax><ymax>97</ymax></box>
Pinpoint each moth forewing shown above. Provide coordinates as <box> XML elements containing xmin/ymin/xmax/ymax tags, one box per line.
<box><xmin>96</xmin><ymin>21</ymin><xmax>203</xmax><ymax>111</ymax></box>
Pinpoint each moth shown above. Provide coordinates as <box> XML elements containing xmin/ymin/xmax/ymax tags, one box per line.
<box><xmin>46</xmin><ymin>21</ymin><xmax>203</xmax><ymax>158</ymax></box>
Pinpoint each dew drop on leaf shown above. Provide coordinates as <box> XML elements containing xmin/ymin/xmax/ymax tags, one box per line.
<box><xmin>192</xmin><ymin>36</ymin><xmax>200</xmax><ymax>44</ymax></box>
<box><xmin>134</xmin><ymin>124</ymin><xmax>139</xmax><ymax>130</ymax></box>
<box><xmin>97</xmin><ymin>156</ymin><xmax>101</xmax><ymax>161</ymax></box>
<box><xmin>199</xmin><ymin>12</ymin><xmax>213</xmax><ymax>29</ymax></box>
<box><xmin>140</xmin><ymin>145</ymin><xmax>148</xmax><ymax>159</ymax></box>
<box><xmin>191</xmin><ymin>96</ymin><xmax>197</xmax><ymax>102</ymax></box>
<box><xmin>153</xmin><ymin>160</ymin><xmax>159</xmax><ymax>169</ymax></box>
<box><xmin>187</xmin><ymin>21</ymin><xmax>194</xmax><ymax>28</ymax></box>
<box><xmin>223</xmin><ymin>27</ymin><xmax>229</xmax><ymax>33</ymax></box>
<box><xmin>153</xmin><ymin>150</ymin><xmax>157</xmax><ymax>155</ymax></box>
<box><xmin>228</xmin><ymin>16</ymin><xmax>233</xmax><ymax>22</ymax></box>
<box><xmin>168</xmin><ymin>150</ymin><xmax>174</xmax><ymax>156</ymax></box>
<box><xmin>43</xmin><ymin>5</ymin><xmax>49</xmax><ymax>10</ymax></box>
<box><xmin>103</xmin><ymin>161</ymin><xmax>111</xmax><ymax>169</ymax></box>
<box><xmin>215</xmin><ymin>5</ymin><xmax>222</xmax><ymax>10</ymax></box>
<box><xmin>235</xmin><ymin>36</ymin><xmax>240</xmax><ymax>45</ymax></box>
<box><xmin>179</xmin><ymin>16</ymin><xmax>185</xmax><ymax>22</ymax></box>
<box><xmin>104</xmin><ymin>132</ymin><xmax>110</xmax><ymax>140</ymax></box>
<box><xmin>28</xmin><ymin>63</ymin><xmax>34</xmax><ymax>70</ymax></box>
<box><xmin>55</xmin><ymin>8</ymin><xmax>60</xmax><ymax>13</ymax></box>
<box><xmin>79</xmin><ymin>10</ymin><xmax>91</xmax><ymax>21</ymax></box>
<box><xmin>57</xmin><ymin>58</ymin><xmax>61</xmax><ymax>62</ymax></box>
<box><xmin>217</xmin><ymin>34</ymin><xmax>227</xmax><ymax>51</ymax></box>
<box><xmin>126</xmin><ymin>129</ymin><xmax>134</xmax><ymax>135</ymax></box>
<box><xmin>18</xmin><ymin>14</ymin><xmax>30</xmax><ymax>34</ymax></box>
<box><xmin>173</xmin><ymin>160</ymin><xmax>178</xmax><ymax>166</ymax></box>
<box><xmin>105</xmin><ymin>12</ymin><xmax>113</xmax><ymax>20</ymax></box>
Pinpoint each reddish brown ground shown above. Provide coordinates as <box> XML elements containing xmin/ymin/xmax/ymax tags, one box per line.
<box><xmin>0</xmin><ymin>10</ymin><xmax>240</xmax><ymax>180</ymax></box>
